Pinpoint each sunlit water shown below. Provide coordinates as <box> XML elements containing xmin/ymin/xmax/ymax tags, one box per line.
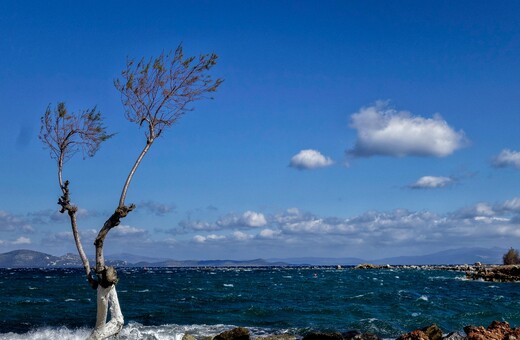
<box><xmin>1</xmin><ymin>267</ymin><xmax>519</xmax><ymax>339</ymax></box>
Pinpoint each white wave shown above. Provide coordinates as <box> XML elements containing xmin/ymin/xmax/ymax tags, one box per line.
<box><xmin>0</xmin><ymin>326</ymin><xmax>91</xmax><ymax>340</ymax></box>
<box><xmin>0</xmin><ymin>323</ymin><xmax>287</xmax><ymax>340</ymax></box>
<box><xmin>418</xmin><ymin>295</ymin><xmax>428</xmax><ymax>301</ymax></box>
<box><xmin>223</xmin><ymin>283</ymin><xmax>234</xmax><ymax>287</ymax></box>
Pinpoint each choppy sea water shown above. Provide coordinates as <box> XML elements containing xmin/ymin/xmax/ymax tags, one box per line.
<box><xmin>1</xmin><ymin>267</ymin><xmax>519</xmax><ymax>339</ymax></box>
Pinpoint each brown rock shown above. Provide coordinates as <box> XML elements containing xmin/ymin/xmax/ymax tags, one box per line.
<box><xmin>464</xmin><ymin>321</ymin><xmax>511</xmax><ymax>340</ymax></box>
<box><xmin>214</xmin><ymin>327</ymin><xmax>250</xmax><ymax>340</ymax></box>
<box><xmin>506</xmin><ymin>328</ymin><xmax>520</xmax><ymax>340</ymax></box>
<box><xmin>302</xmin><ymin>332</ymin><xmax>343</xmax><ymax>340</ymax></box>
<box><xmin>421</xmin><ymin>324</ymin><xmax>443</xmax><ymax>340</ymax></box>
<box><xmin>342</xmin><ymin>330</ymin><xmax>380</xmax><ymax>339</ymax></box>
<box><xmin>256</xmin><ymin>335</ymin><xmax>296</xmax><ymax>340</ymax></box>
<box><xmin>183</xmin><ymin>334</ymin><xmax>198</xmax><ymax>340</ymax></box>
<box><xmin>443</xmin><ymin>332</ymin><xmax>466</xmax><ymax>340</ymax></box>
<box><xmin>396</xmin><ymin>330</ymin><xmax>429</xmax><ymax>340</ymax></box>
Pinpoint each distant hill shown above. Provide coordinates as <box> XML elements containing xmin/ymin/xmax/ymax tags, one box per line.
<box><xmin>0</xmin><ymin>250</ymin><xmax>60</xmax><ymax>268</ymax></box>
<box><xmin>371</xmin><ymin>247</ymin><xmax>506</xmax><ymax>265</ymax></box>
<box><xmin>267</xmin><ymin>257</ymin><xmax>364</xmax><ymax>266</ymax></box>
<box><xmin>0</xmin><ymin>250</ymin><xmax>286</xmax><ymax>268</ymax></box>
<box><xmin>0</xmin><ymin>249</ymin><xmax>126</xmax><ymax>268</ymax></box>
<box><xmin>0</xmin><ymin>247</ymin><xmax>507</xmax><ymax>268</ymax></box>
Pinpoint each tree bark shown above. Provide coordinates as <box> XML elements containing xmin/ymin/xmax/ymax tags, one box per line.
<box><xmin>87</xmin><ymin>285</ymin><xmax>124</xmax><ymax>340</ymax></box>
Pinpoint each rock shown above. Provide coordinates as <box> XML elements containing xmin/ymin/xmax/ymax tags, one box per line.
<box><xmin>354</xmin><ymin>264</ymin><xmax>380</xmax><ymax>269</ymax></box>
<box><xmin>466</xmin><ymin>265</ymin><xmax>520</xmax><ymax>282</ymax></box>
<box><xmin>214</xmin><ymin>327</ymin><xmax>250</xmax><ymax>340</ymax></box>
<box><xmin>183</xmin><ymin>334</ymin><xmax>198</xmax><ymax>340</ymax></box>
<box><xmin>443</xmin><ymin>332</ymin><xmax>466</xmax><ymax>339</ymax></box>
<box><xmin>464</xmin><ymin>321</ymin><xmax>512</xmax><ymax>340</ymax></box>
<box><xmin>342</xmin><ymin>330</ymin><xmax>381</xmax><ymax>339</ymax></box>
<box><xmin>422</xmin><ymin>324</ymin><xmax>443</xmax><ymax>340</ymax></box>
<box><xmin>302</xmin><ymin>332</ymin><xmax>343</xmax><ymax>340</ymax></box>
<box><xmin>256</xmin><ymin>335</ymin><xmax>296</xmax><ymax>340</ymax></box>
<box><xmin>397</xmin><ymin>330</ymin><xmax>430</xmax><ymax>340</ymax></box>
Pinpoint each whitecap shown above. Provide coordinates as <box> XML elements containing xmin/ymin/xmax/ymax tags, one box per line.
<box><xmin>223</xmin><ymin>284</ymin><xmax>234</xmax><ymax>287</ymax></box>
<box><xmin>418</xmin><ymin>295</ymin><xmax>428</xmax><ymax>301</ymax></box>
<box><xmin>136</xmin><ymin>289</ymin><xmax>150</xmax><ymax>293</ymax></box>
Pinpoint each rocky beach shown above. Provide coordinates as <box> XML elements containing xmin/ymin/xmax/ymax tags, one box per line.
<box><xmin>183</xmin><ymin>320</ymin><xmax>520</xmax><ymax>340</ymax></box>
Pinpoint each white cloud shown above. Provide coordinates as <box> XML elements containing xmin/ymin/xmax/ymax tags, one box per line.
<box><xmin>217</xmin><ymin>211</ymin><xmax>267</xmax><ymax>228</ymax></box>
<box><xmin>193</xmin><ymin>235</ymin><xmax>206</xmax><ymax>243</ymax></box>
<box><xmin>241</xmin><ymin>211</ymin><xmax>267</xmax><ymax>227</ymax></box>
<box><xmin>112</xmin><ymin>225</ymin><xmax>147</xmax><ymax>237</ymax></box>
<box><xmin>289</xmin><ymin>149</ymin><xmax>334</xmax><ymax>170</ymax></box>
<box><xmin>258</xmin><ymin>228</ymin><xmax>280</xmax><ymax>239</ymax></box>
<box><xmin>193</xmin><ymin>234</ymin><xmax>226</xmax><ymax>243</ymax></box>
<box><xmin>493</xmin><ymin>149</ymin><xmax>520</xmax><ymax>169</ymax></box>
<box><xmin>502</xmin><ymin>198</ymin><xmax>520</xmax><ymax>212</ymax></box>
<box><xmin>410</xmin><ymin>176</ymin><xmax>454</xmax><ymax>189</ymax></box>
<box><xmin>233</xmin><ymin>231</ymin><xmax>252</xmax><ymax>241</ymax></box>
<box><xmin>12</xmin><ymin>236</ymin><xmax>31</xmax><ymax>245</ymax></box>
<box><xmin>348</xmin><ymin>102</ymin><xmax>467</xmax><ymax>158</ymax></box>
<box><xmin>179</xmin><ymin>220</ymin><xmax>218</xmax><ymax>231</ymax></box>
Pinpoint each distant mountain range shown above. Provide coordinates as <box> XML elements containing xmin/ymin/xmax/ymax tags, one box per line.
<box><xmin>0</xmin><ymin>247</ymin><xmax>507</xmax><ymax>268</ymax></box>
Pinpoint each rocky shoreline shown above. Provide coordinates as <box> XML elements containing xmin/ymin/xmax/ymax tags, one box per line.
<box><xmin>186</xmin><ymin>321</ymin><xmax>520</xmax><ymax>340</ymax></box>
<box><xmin>353</xmin><ymin>263</ymin><xmax>520</xmax><ymax>282</ymax></box>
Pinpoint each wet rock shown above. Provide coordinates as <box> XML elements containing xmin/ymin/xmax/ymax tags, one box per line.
<box><xmin>354</xmin><ymin>264</ymin><xmax>381</xmax><ymax>269</ymax></box>
<box><xmin>422</xmin><ymin>324</ymin><xmax>443</xmax><ymax>340</ymax></box>
<box><xmin>214</xmin><ymin>327</ymin><xmax>250</xmax><ymax>340</ymax></box>
<box><xmin>342</xmin><ymin>330</ymin><xmax>380</xmax><ymax>339</ymax></box>
<box><xmin>464</xmin><ymin>321</ymin><xmax>513</xmax><ymax>339</ymax></box>
<box><xmin>396</xmin><ymin>330</ymin><xmax>429</xmax><ymax>340</ymax></box>
<box><xmin>443</xmin><ymin>332</ymin><xmax>466</xmax><ymax>339</ymax></box>
<box><xmin>466</xmin><ymin>265</ymin><xmax>520</xmax><ymax>282</ymax></box>
<box><xmin>183</xmin><ymin>334</ymin><xmax>198</xmax><ymax>340</ymax></box>
<box><xmin>256</xmin><ymin>335</ymin><xmax>296</xmax><ymax>340</ymax></box>
<box><xmin>302</xmin><ymin>332</ymin><xmax>343</xmax><ymax>340</ymax></box>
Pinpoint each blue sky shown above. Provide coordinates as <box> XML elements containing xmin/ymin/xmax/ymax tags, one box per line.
<box><xmin>1</xmin><ymin>1</ymin><xmax>520</xmax><ymax>260</ymax></box>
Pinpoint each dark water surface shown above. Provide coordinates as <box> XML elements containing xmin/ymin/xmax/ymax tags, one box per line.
<box><xmin>1</xmin><ymin>267</ymin><xmax>519</xmax><ymax>339</ymax></box>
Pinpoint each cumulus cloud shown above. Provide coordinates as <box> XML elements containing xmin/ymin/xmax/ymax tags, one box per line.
<box><xmin>179</xmin><ymin>196</ymin><xmax>520</xmax><ymax>254</ymax></box>
<box><xmin>193</xmin><ymin>234</ymin><xmax>226</xmax><ymax>243</ymax></box>
<box><xmin>217</xmin><ymin>211</ymin><xmax>267</xmax><ymax>228</ymax></box>
<box><xmin>179</xmin><ymin>220</ymin><xmax>218</xmax><ymax>231</ymax></box>
<box><xmin>12</xmin><ymin>236</ymin><xmax>31</xmax><ymax>245</ymax></box>
<box><xmin>111</xmin><ymin>225</ymin><xmax>148</xmax><ymax>238</ymax></box>
<box><xmin>259</xmin><ymin>228</ymin><xmax>281</xmax><ymax>239</ymax></box>
<box><xmin>410</xmin><ymin>176</ymin><xmax>454</xmax><ymax>189</ymax></box>
<box><xmin>493</xmin><ymin>149</ymin><xmax>520</xmax><ymax>169</ymax></box>
<box><xmin>348</xmin><ymin>102</ymin><xmax>467</xmax><ymax>158</ymax></box>
<box><xmin>289</xmin><ymin>149</ymin><xmax>334</xmax><ymax>170</ymax></box>
<box><xmin>233</xmin><ymin>231</ymin><xmax>252</xmax><ymax>241</ymax></box>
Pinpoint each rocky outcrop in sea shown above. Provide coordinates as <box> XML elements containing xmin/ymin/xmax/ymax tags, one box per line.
<box><xmin>188</xmin><ymin>321</ymin><xmax>520</xmax><ymax>340</ymax></box>
<box><xmin>465</xmin><ymin>265</ymin><xmax>520</xmax><ymax>282</ymax></box>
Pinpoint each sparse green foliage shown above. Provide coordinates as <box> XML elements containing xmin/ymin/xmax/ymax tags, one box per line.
<box><xmin>39</xmin><ymin>102</ymin><xmax>113</xmax><ymax>164</ymax></box>
<box><xmin>503</xmin><ymin>247</ymin><xmax>520</xmax><ymax>265</ymax></box>
<box><xmin>114</xmin><ymin>45</ymin><xmax>223</xmax><ymax>142</ymax></box>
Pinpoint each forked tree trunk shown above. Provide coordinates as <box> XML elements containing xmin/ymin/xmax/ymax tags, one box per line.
<box><xmin>88</xmin><ymin>285</ymin><xmax>124</xmax><ymax>340</ymax></box>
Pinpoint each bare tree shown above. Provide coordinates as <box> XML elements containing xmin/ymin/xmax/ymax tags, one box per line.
<box><xmin>40</xmin><ymin>45</ymin><xmax>222</xmax><ymax>339</ymax></box>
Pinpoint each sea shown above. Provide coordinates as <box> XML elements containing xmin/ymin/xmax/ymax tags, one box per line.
<box><xmin>1</xmin><ymin>266</ymin><xmax>519</xmax><ymax>339</ymax></box>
